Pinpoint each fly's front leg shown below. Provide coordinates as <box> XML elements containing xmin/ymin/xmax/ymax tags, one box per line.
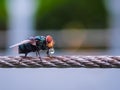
<box><xmin>46</xmin><ymin>49</ymin><xmax>50</xmax><ymax>57</ymax></box>
<box><xmin>47</xmin><ymin>48</ymin><xmax>55</xmax><ymax>57</ymax></box>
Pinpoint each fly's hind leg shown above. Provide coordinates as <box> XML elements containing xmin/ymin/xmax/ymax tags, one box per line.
<box><xmin>19</xmin><ymin>53</ymin><xmax>28</xmax><ymax>63</ymax></box>
<box><xmin>25</xmin><ymin>53</ymin><xmax>28</xmax><ymax>58</ymax></box>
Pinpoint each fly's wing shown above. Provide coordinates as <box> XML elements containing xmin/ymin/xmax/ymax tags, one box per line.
<box><xmin>12</xmin><ymin>46</ymin><xmax>19</xmax><ymax>53</ymax></box>
<box><xmin>9</xmin><ymin>38</ymin><xmax>37</xmax><ymax>53</ymax></box>
<box><xmin>9</xmin><ymin>40</ymin><xmax>31</xmax><ymax>48</ymax></box>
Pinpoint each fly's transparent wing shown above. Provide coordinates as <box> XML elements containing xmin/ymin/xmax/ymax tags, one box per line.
<box><xmin>9</xmin><ymin>40</ymin><xmax>31</xmax><ymax>48</ymax></box>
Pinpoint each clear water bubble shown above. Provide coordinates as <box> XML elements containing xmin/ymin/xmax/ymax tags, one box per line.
<box><xmin>49</xmin><ymin>48</ymin><xmax>55</xmax><ymax>54</ymax></box>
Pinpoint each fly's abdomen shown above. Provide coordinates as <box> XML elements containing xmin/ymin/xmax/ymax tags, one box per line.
<box><xmin>19</xmin><ymin>43</ymin><xmax>36</xmax><ymax>54</ymax></box>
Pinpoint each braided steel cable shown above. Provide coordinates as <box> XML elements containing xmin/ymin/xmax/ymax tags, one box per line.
<box><xmin>0</xmin><ymin>56</ymin><xmax>120</xmax><ymax>68</ymax></box>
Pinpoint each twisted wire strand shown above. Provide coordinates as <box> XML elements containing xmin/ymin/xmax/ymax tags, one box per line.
<box><xmin>0</xmin><ymin>56</ymin><xmax>120</xmax><ymax>68</ymax></box>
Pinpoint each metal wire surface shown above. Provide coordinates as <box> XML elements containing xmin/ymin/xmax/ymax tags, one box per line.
<box><xmin>0</xmin><ymin>56</ymin><xmax>120</xmax><ymax>68</ymax></box>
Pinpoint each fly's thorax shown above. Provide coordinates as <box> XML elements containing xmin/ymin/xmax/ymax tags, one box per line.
<box><xmin>35</xmin><ymin>36</ymin><xmax>47</xmax><ymax>50</ymax></box>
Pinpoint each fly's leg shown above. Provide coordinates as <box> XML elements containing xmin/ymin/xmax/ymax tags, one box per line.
<box><xmin>46</xmin><ymin>49</ymin><xmax>50</xmax><ymax>57</ymax></box>
<box><xmin>35</xmin><ymin>46</ymin><xmax>42</xmax><ymax>61</ymax></box>
<box><xmin>36</xmin><ymin>51</ymin><xmax>38</xmax><ymax>56</ymax></box>
<box><xmin>36</xmin><ymin>50</ymin><xmax>42</xmax><ymax>61</ymax></box>
<box><xmin>46</xmin><ymin>48</ymin><xmax>54</xmax><ymax>58</ymax></box>
<box><xmin>38</xmin><ymin>51</ymin><xmax>42</xmax><ymax>61</ymax></box>
<box><xmin>19</xmin><ymin>53</ymin><xmax>28</xmax><ymax>63</ymax></box>
<box><xmin>25</xmin><ymin>53</ymin><xmax>28</xmax><ymax>58</ymax></box>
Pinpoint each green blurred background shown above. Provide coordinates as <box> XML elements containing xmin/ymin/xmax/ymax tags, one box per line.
<box><xmin>0</xmin><ymin>0</ymin><xmax>107</xmax><ymax>31</ymax></box>
<box><xmin>0</xmin><ymin>0</ymin><xmax>7</xmax><ymax>30</ymax></box>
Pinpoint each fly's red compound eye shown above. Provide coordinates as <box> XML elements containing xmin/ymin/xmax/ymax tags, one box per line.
<box><xmin>46</xmin><ymin>35</ymin><xmax>53</xmax><ymax>43</ymax></box>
